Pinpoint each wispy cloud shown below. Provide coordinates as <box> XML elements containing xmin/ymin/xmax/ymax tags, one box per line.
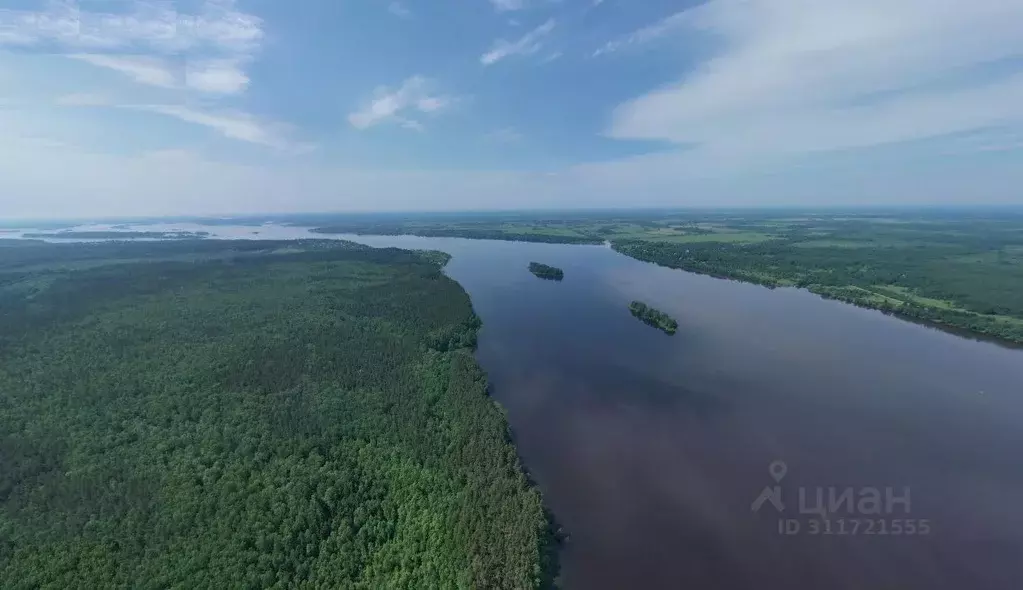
<box><xmin>490</xmin><ymin>0</ymin><xmax>526</xmax><ymax>13</ymax></box>
<box><xmin>540</xmin><ymin>51</ymin><xmax>562</xmax><ymax>64</ymax></box>
<box><xmin>592</xmin><ymin>10</ymin><xmax>687</xmax><ymax>57</ymax></box>
<box><xmin>185</xmin><ymin>59</ymin><xmax>250</xmax><ymax>94</ymax></box>
<box><xmin>481</xmin><ymin>19</ymin><xmax>555</xmax><ymax>66</ymax></box>
<box><xmin>4</xmin><ymin>1</ymin><xmax>260</xmax><ymax>95</ymax></box>
<box><xmin>10</xmin><ymin>1</ymin><xmax>284</xmax><ymax>147</ymax></box>
<box><xmin>388</xmin><ymin>2</ymin><xmax>412</xmax><ymax>19</ymax></box>
<box><xmin>67</xmin><ymin>53</ymin><xmax>178</xmax><ymax>88</ymax></box>
<box><xmin>51</xmin><ymin>93</ymin><xmax>302</xmax><ymax>149</ymax></box>
<box><xmin>348</xmin><ymin>76</ymin><xmax>456</xmax><ymax>131</ymax></box>
<box><xmin>129</xmin><ymin>104</ymin><xmax>297</xmax><ymax>149</ymax></box>
<box><xmin>0</xmin><ymin>0</ymin><xmax>263</xmax><ymax>53</ymax></box>
<box><xmin>64</xmin><ymin>53</ymin><xmax>250</xmax><ymax>95</ymax></box>
<box><xmin>608</xmin><ymin>0</ymin><xmax>1023</xmax><ymax>163</ymax></box>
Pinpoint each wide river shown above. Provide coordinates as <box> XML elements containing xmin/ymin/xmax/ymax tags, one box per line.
<box><xmin>14</xmin><ymin>224</ymin><xmax>1023</xmax><ymax>588</ymax></box>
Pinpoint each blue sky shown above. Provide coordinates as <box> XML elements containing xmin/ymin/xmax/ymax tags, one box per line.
<box><xmin>1</xmin><ymin>0</ymin><xmax>1022</xmax><ymax>218</ymax></box>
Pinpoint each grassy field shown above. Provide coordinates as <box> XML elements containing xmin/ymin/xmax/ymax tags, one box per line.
<box><xmin>871</xmin><ymin>285</ymin><xmax>957</xmax><ymax>310</ymax></box>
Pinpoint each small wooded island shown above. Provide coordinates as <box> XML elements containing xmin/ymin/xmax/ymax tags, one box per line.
<box><xmin>629</xmin><ymin>301</ymin><xmax>678</xmax><ymax>335</ymax></box>
<box><xmin>528</xmin><ymin>262</ymin><xmax>564</xmax><ymax>281</ymax></box>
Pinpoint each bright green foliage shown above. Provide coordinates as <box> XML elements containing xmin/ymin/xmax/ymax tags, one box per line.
<box><xmin>527</xmin><ymin>263</ymin><xmax>564</xmax><ymax>281</ymax></box>
<box><xmin>628</xmin><ymin>301</ymin><xmax>678</xmax><ymax>335</ymax></box>
<box><xmin>0</xmin><ymin>241</ymin><xmax>552</xmax><ymax>589</ymax></box>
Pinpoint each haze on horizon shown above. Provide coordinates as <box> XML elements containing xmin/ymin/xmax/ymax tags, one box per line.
<box><xmin>1</xmin><ymin>0</ymin><xmax>1022</xmax><ymax>219</ymax></box>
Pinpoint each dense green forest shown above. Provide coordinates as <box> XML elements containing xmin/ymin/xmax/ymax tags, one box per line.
<box><xmin>628</xmin><ymin>302</ymin><xmax>678</xmax><ymax>335</ymax></box>
<box><xmin>528</xmin><ymin>263</ymin><xmax>564</xmax><ymax>281</ymax></box>
<box><xmin>0</xmin><ymin>240</ymin><xmax>553</xmax><ymax>589</ymax></box>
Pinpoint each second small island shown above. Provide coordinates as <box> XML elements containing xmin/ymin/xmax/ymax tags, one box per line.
<box><xmin>528</xmin><ymin>262</ymin><xmax>565</xmax><ymax>281</ymax></box>
<box><xmin>629</xmin><ymin>301</ymin><xmax>678</xmax><ymax>335</ymax></box>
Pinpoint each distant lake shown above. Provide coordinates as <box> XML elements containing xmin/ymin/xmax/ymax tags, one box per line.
<box><xmin>12</xmin><ymin>224</ymin><xmax>1023</xmax><ymax>589</ymax></box>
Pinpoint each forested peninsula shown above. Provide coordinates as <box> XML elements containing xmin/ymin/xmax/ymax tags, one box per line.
<box><xmin>528</xmin><ymin>262</ymin><xmax>564</xmax><ymax>281</ymax></box>
<box><xmin>0</xmin><ymin>239</ymin><xmax>554</xmax><ymax>588</ymax></box>
<box><xmin>629</xmin><ymin>301</ymin><xmax>678</xmax><ymax>335</ymax></box>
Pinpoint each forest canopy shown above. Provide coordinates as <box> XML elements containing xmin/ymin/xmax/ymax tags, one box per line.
<box><xmin>0</xmin><ymin>239</ymin><xmax>552</xmax><ymax>589</ymax></box>
<box><xmin>528</xmin><ymin>262</ymin><xmax>564</xmax><ymax>281</ymax></box>
<box><xmin>629</xmin><ymin>301</ymin><xmax>678</xmax><ymax>335</ymax></box>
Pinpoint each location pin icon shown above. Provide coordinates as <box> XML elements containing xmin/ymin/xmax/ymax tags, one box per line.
<box><xmin>769</xmin><ymin>460</ymin><xmax>788</xmax><ymax>483</ymax></box>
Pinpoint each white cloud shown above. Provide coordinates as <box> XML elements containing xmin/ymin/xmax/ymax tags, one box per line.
<box><xmin>592</xmin><ymin>11</ymin><xmax>688</xmax><ymax>57</ymax></box>
<box><xmin>0</xmin><ymin>0</ymin><xmax>263</xmax><ymax>53</ymax></box>
<box><xmin>490</xmin><ymin>0</ymin><xmax>526</xmax><ymax>13</ymax></box>
<box><xmin>6</xmin><ymin>2</ymin><xmax>280</xmax><ymax>147</ymax></box>
<box><xmin>481</xmin><ymin>19</ymin><xmax>555</xmax><ymax>65</ymax></box>
<box><xmin>388</xmin><ymin>2</ymin><xmax>412</xmax><ymax>18</ymax></box>
<box><xmin>64</xmin><ymin>53</ymin><xmax>251</xmax><ymax>95</ymax></box>
<box><xmin>185</xmin><ymin>59</ymin><xmax>250</xmax><ymax>94</ymax></box>
<box><xmin>608</xmin><ymin>0</ymin><xmax>1023</xmax><ymax>162</ymax></box>
<box><xmin>348</xmin><ymin>76</ymin><xmax>455</xmax><ymax>131</ymax></box>
<box><xmin>416</xmin><ymin>97</ymin><xmax>448</xmax><ymax>113</ymax></box>
<box><xmin>65</xmin><ymin>54</ymin><xmax>250</xmax><ymax>95</ymax></box>
<box><xmin>68</xmin><ymin>53</ymin><xmax>178</xmax><ymax>88</ymax></box>
<box><xmin>5</xmin><ymin>1</ymin><xmax>261</xmax><ymax>95</ymax></box>
<box><xmin>129</xmin><ymin>104</ymin><xmax>296</xmax><ymax>149</ymax></box>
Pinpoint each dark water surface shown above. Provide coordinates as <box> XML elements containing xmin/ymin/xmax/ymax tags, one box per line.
<box><xmin>14</xmin><ymin>226</ymin><xmax>1023</xmax><ymax>588</ymax></box>
<box><xmin>345</xmin><ymin>234</ymin><xmax>1023</xmax><ymax>590</ymax></box>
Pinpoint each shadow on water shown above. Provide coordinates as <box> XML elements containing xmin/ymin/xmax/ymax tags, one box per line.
<box><xmin>552</xmin><ymin>353</ymin><xmax>734</xmax><ymax>418</ymax></box>
<box><xmin>486</xmin><ymin>379</ymin><xmax>568</xmax><ymax>590</ymax></box>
